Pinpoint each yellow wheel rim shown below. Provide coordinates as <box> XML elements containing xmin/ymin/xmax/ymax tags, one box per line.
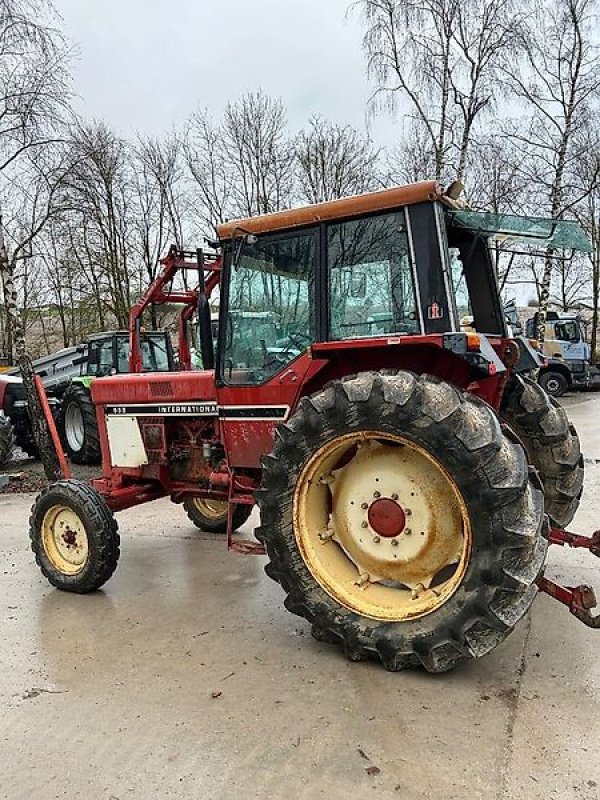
<box><xmin>192</xmin><ymin>498</ymin><xmax>229</xmax><ymax>520</ymax></box>
<box><xmin>41</xmin><ymin>504</ymin><xmax>89</xmax><ymax>576</ymax></box>
<box><xmin>293</xmin><ymin>431</ymin><xmax>472</xmax><ymax>622</ymax></box>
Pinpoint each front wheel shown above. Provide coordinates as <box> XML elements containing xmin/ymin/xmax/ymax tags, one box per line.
<box><xmin>29</xmin><ymin>479</ymin><xmax>120</xmax><ymax>592</ymax></box>
<box><xmin>183</xmin><ymin>497</ymin><xmax>253</xmax><ymax>533</ymax></box>
<box><xmin>257</xmin><ymin>372</ymin><xmax>547</xmax><ymax>673</ymax></box>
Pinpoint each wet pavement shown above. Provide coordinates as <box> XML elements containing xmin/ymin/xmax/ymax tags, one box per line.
<box><xmin>1</xmin><ymin>393</ymin><xmax>600</xmax><ymax>799</ymax></box>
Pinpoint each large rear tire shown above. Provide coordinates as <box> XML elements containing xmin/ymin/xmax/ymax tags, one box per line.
<box><xmin>0</xmin><ymin>414</ymin><xmax>15</xmax><ymax>466</ymax></box>
<box><xmin>59</xmin><ymin>384</ymin><xmax>100</xmax><ymax>464</ymax></box>
<box><xmin>257</xmin><ymin>372</ymin><xmax>547</xmax><ymax>673</ymax></box>
<box><xmin>501</xmin><ymin>374</ymin><xmax>583</xmax><ymax>527</ymax></box>
<box><xmin>29</xmin><ymin>479</ymin><xmax>120</xmax><ymax>593</ymax></box>
<box><xmin>183</xmin><ymin>498</ymin><xmax>253</xmax><ymax>533</ymax></box>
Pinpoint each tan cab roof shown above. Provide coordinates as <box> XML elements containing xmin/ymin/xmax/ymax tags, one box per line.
<box><xmin>216</xmin><ymin>180</ymin><xmax>442</xmax><ymax>240</ymax></box>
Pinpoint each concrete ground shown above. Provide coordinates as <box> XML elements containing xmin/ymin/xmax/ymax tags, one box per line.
<box><xmin>1</xmin><ymin>395</ymin><xmax>600</xmax><ymax>800</ymax></box>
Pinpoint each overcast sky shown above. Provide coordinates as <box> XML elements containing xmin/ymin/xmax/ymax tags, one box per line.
<box><xmin>53</xmin><ymin>0</ymin><xmax>397</xmax><ymax>147</ymax></box>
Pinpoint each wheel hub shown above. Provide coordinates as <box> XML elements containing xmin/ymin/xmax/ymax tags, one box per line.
<box><xmin>62</xmin><ymin>528</ymin><xmax>78</xmax><ymax>547</ymax></box>
<box><xmin>294</xmin><ymin>432</ymin><xmax>471</xmax><ymax>621</ymax></box>
<box><xmin>41</xmin><ymin>505</ymin><xmax>89</xmax><ymax>575</ymax></box>
<box><xmin>368</xmin><ymin>497</ymin><xmax>406</xmax><ymax>538</ymax></box>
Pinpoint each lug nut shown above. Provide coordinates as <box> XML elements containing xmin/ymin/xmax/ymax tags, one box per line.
<box><xmin>373</xmin><ymin>491</ymin><xmax>381</xmax><ymax>499</ymax></box>
<box><xmin>391</xmin><ymin>493</ymin><xmax>399</xmax><ymax>501</ymax></box>
<box><xmin>361</xmin><ymin>521</ymin><xmax>368</xmax><ymax>529</ymax></box>
<box><xmin>319</xmin><ymin>474</ymin><xmax>335</xmax><ymax>485</ymax></box>
<box><xmin>361</xmin><ymin>502</ymin><xmax>368</xmax><ymax>510</ymax></box>
<box><xmin>373</xmin><ymin>536</ymin><xmax>380</xmax><ymax>544</ymax></box>
<box><xmin>405</xmin><ymin>508</ymin><xmax>412</xmax><ymax>516</ymax></box>
<box><xmin>391</xmin><ymin>538</ymin><xmax>399</xmax><ymax>546</ymax></box>
<box><xmin>411</xmin><ymin>583</ymin><xmax>425</xmax><ymax>600</ymax></box>
<box><xmin>405</xmin><ymin>528</ymin><xmax>412</xmax><ymax>535</ymax></box>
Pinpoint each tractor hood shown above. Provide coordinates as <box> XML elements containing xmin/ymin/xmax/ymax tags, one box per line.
<box><xmin>91</xmin><ymin>371</ymin><xmax>217</xmax><ymax>408</ymax></box>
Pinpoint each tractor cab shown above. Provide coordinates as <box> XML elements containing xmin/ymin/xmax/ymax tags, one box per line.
<box><xmin>217</xmin><ymin>182</ymin><xmax>457</xmax><ymax>390</ymax></box>
<box><xmin>215</xmin><ymin>182</ymin><xmax>592</xmax><ymax>393</ymax></box>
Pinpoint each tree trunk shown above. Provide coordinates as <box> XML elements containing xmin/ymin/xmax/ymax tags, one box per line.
<box><xmin>536</xmin><ymin>251</ymin><xmax>554</xmax><ymax>342</ymax></box>
<box><xmin>0</xmin><ymin>210</ymin><xmax>61</xmax><ymax>481</ymax></box>
<box><xmin>591</xmin><ymin>248</ymin><xmax>600</xmax><ymax>366</ymax></box>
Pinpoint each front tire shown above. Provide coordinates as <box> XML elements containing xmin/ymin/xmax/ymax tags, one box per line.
<box><xmin>59</xmin><ymin>384</ymin><xmax>100</xmax><ymax>464</ymax></box>
<box><xmin>183</xmin><ymin>498</ymin><xmax>253</xmax><ymax>533</ymax></box>
<box><xmin>257</xmin><ymin>372</ymin><xmax>547</xmax><ymax>673</ymax></box>
<box><xmin>29</xmin><ymin>479</ymin><xmax>120</xmax><ymax>592</ymax></box>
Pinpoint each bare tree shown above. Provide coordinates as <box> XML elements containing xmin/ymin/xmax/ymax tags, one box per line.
<box><xmin>385</xmin><ymin>121</ymin><xmax>439</xmax><ymax>185</ymax></box>
<box><xmin>295</xmin><ymin>116</ymin><xmax>380</xmax><ymax>203</ymax></box>
<box><xmin>0</xmin><ymin>0</ymin><xmax>70</xmax><ymax>479</ymax></box>
<box><xmin>465</xmin><ymin>134</ymin><xmax>531</xmax><ymax>291</ymax></box>
<box><xmin>503</xmin><ymin>0</ymin><xmax>600</xmax><ymax>340</ymax></box>
<box><xmin>132</xmin><ymin>134</ymin><xmax>188</xmax><ymax>327</ymax></box>
<box><xmin>185</xmin><ymin>91</ymin><xmax>295</xmax><ymax>235</ymax></box>
<box><xmin>357</xmin><ymin>0</ymin><xmax>519</xmax><ymax>182</ymax></box>
<box><xmin>62</xmin><ymin>121</ymin><xmax>132</xmax><ymax>328</ymax></box>
<box><xmin>573</xmin><ymin>126</ymin><xmax>600</xmax><ymax>361</ymax></box>
<box><xmin>223</xmin><ymin>91</ymin><xmax>293</xmax><ymax>217</ymax></box>
<box><xmin>184</xmin><ymin>111</ymin><xmax>232</xmax><ymax>234</ymax></box>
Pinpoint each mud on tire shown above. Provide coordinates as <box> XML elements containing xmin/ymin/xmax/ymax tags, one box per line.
<box><xmin>501</xmin><ymin>374</ymin><xmax>583</xmax><ymax>527</ymax></box>
<box><xmin>257</xmin><ymin>371</ymin><xmax>548</xmax><ymax>673</ymax></box>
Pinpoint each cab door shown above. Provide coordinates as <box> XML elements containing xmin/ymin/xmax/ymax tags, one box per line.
<box><xmin>216</xmin><ymin>227</ymin><xmax>318</xmax><ymax>468</ymax></box>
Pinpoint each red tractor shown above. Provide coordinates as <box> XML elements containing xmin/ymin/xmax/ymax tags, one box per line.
<box><xmin>28</xmin><ymin>180</ymin><xmax>599</xmax><ymax>672</ymax></box>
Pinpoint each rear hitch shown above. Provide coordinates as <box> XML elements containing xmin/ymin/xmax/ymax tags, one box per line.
<box><xmin>546</xmin><ymin>526</ymin><xmax>600</xmax><ymax>556</ymax></box>
<box><xmin>536</xmin><ymin>526</ymin><xmax>600</xmax><ymax>629</ymax></box>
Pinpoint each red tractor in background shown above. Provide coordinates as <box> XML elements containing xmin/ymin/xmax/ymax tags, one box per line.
<box><xmin>28</xmin><ymin>180</ymin><xmax>599</xmax><ymax>673</ymax></box>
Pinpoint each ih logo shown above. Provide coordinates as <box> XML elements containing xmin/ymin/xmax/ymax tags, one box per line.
<box><xmin>428</xmin><ymin>302</ymin><xmax>443</xmax><ymax>320</ymax></box>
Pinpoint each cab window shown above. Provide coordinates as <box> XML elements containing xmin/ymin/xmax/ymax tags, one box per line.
<box><xmin>449</xmin><ymin>248</ymin><xmax>472</xmax><ymax>327</ymax></box>
<box><xmin>554</xmin><ymin>321</ymin><xmax>580</xmax><ymax>343</ymax></box>
<box><xmin>327</xmin><ymin>212</ymin><xmax>419</xmax><ymax>339</ymax></box>
<box><xmin>140</xmin><ymin>335</ymin><xmax>171</xmax><ymax>372</ymax></box>
<box><xmin>88</xmin><ymin>339</ymin><xmax>115</xmax><ymax>377</ymax></box>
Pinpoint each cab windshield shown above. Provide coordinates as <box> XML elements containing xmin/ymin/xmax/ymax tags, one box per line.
<box><xmin>223</xmin><ymin>230</ymin><xmax>316</xmax><ymax>384</ymax></box>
